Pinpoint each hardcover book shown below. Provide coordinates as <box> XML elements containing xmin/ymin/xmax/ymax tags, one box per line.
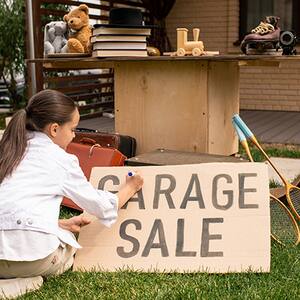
<box><xmin>92</xmin><ymin>26</ymin><xmax>151</xmax><ymax>36</ymax></box>
<box><xmin>91</xmin><ymin>35</ymin><xmax>147</xmax><ymax>43</ymax></box>
<box><xmin>92</xmin><ymin>49</ymin><xmax>148</xmax><ymax>57</ymax></box>
<box><xmin>92</xmin><ymin>42</ymin><xmax>146</xmax><ymax>50</ymax></box>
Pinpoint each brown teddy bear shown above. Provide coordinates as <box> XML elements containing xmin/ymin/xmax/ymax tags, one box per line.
<box><xmin>63</xmin><ymin>4</ymin><xmax>92</xmax><ymax>54</ymax></box>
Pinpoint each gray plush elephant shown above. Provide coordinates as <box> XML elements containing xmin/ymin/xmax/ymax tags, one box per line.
<box><xmin>44</xmin><ymin>21</ymin><xmax>68</xmax><ymax>56</ymax></box>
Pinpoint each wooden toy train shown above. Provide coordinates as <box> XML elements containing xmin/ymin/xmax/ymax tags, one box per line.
<box><xmin>176</xmin><ymin>28</ymin><xmax>204</xmax><ymax>56</ymax></box>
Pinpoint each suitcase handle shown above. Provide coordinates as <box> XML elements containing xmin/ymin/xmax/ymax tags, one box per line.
<box><xmin>89</xmin><ymin>143</ymin><xmax>102</xmax><ymax>157</ymax></box>
<box><xmin>78</xmin><ymin>137</ymin><xmax>97</xmax><ymax>145</ymax></box>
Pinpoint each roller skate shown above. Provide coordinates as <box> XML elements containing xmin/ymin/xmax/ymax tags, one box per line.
<box><xmin>241</xmin><ymin>16</ymin><xmax>282</xmax><ymax>55</ymax></box>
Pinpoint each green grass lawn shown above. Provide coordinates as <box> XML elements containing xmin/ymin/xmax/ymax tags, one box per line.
<box><xmin>18</xmin><ymin>242</ymin><xmax>300</xmax><ymax>300</ymax></box>
<box><xmin>239</xmin><ymin>144</ymin><xmax>300</xmax><ymax>162</ymax></box>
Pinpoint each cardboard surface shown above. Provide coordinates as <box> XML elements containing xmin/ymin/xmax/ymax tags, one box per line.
<box><xmin>74</xmin><ymin>163</ymin><xmax>270</xmax><ymax>273</ymax></box>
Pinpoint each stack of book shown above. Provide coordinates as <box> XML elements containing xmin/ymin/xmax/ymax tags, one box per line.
<box><xmin>91</xmin><ymin>25</ymin><xmax>151</xmax><ymax>57</ymax></box>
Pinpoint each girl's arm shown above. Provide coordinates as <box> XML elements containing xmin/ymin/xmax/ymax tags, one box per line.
<box><xmin>116</xmin><ymin>171</ymin><xmax>144</xmax><ymax>209</ymax></box>
<box><xmin>62</xmin><ymin>156</ymin><xmax>144</xmax><ymax>227</ymax></box>
<box><xmin>59</xmin><ymin>172</ymin><xmax>143</xmax><ymax>233</ymax></box>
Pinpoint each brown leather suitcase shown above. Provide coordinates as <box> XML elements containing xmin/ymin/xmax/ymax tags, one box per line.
<box><xmin>62</xmin><ymin>140</ymin><xmax>126</xmax><ymax>211</ymax></box>
<box><xmin>73</xmin><ymin>128</ymin><xmax>137</xmax><ymax>158</ymax></box>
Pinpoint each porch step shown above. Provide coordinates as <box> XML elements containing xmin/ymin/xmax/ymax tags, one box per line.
<box><xmin>240</xmin><ymin>110</ymin><xmax>300</xmax><ymax>145</ymax></box>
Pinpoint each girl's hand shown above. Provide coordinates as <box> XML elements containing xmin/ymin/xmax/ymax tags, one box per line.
<box><xmin>117</xmin><ymin>171</ymin><xmax>144</xmax><ymax>209</ymax></box>
<box><xmin>59</xmin><ymin>214</ymin><xmax>91</xmax><ymax>233</ymax></box>
<box><xmin>126</xmin><ymin>171</ymin><xmax>144</xmax><ymax>192</ymax></box>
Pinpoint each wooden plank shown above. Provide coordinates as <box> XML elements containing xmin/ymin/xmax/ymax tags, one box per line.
<box><xmin>125</xmin><ymin>149</ymin><xmax>245</xmax><ymax>166</ymax></box>
<box><xmin>78</xmin><ymin>101</ymin><xmax>114</xmax><ymax>111</ymax></box>
<box><xmin>25</xmin><ymin>1</ymin><xmax>33</xmax><ymax>98</ymax></box>
<box><xmin>43</xmin><ymin>61</ymin><xmax>114</xmax><ymax>69</ymax></box>
<box><xmin>96</xmin><ymin>91</ymin><xmax>114</xmax><ymax>98</ymax></box>
<box><xmin>42</xmin><ymin>0</ymin><xmax>110</xmax><ymax>11</ymax></box>
<box><xmin>207</xmin><ymin>61</ymin><xmax>239</xmax><ymax>155</ymax></box>
<box><xmin>115</xmin><ymin>60</ymin><xmax>208</xmax><ymax>154</ymax></box>
<box><xmin>45</xmin><ymin>73</ymin><xmax>113</xmax><ymax>83</ymax></box>
<box><xmin>289</xmin><ymin>130</ymin><xmax>300</xmax><ymax>144</ymax></box>
<box><xmin>107</xmin><ymin>0</ymin><xmax>146</xmax><ymax>8</ymax></box>
<box><xmin>32</xmin><ymin>0</ymin><xmax>43</xmax><ymax>58</ymax></box>
<box><xmin>238</xmin><ymin>61</ymin><xmax>280</xmax><ymax>67</ymax></box>
<box><xmin>257</xmin><ymin>112</ymin><xmax>298</xmax><ymax>139</ymax></box>
<box><xmin>80</xmin><ymin>111</ymin><xmax>103</xmax><ymax>120</ymax></box>
<box><xmin>54</xmin><ymin>82</ymin><xmax>113</xmax><ymax>93</ymax></box>
<box><xmin>39</xmin><ymin>8</ymin><xmax>68</xmax><ymax>17</ymax></box>
<box><xmin>69</xmin><ymin>91</ymin><xmax>114</xmax><ymax>101</ymax></box>
<box><xmin>43</xmin><ymin>67</ymin><xmax>112</xmax><ymax>73</ymax></box>
<box><xmin>247</xmin><ymin>111</ymin><xmax>282</xmax><ymax>136</ymax></box>
<box><xmin>30</xmin><ymin>55</ymin><xmax>300</xmax><ymax>65</ymax></box>
<box><xmin>40</xmin><ymin>8</ymin><xmax>109</xmax><ymax>21</ymax></box>
<box><xmin>239</xmin><ymin>110</ymin><xmax>271</xmax><ymax>123</ymax></box>
<box><xmin>275</xmin><ymin>117</ymin><xmax>300</xmax><ymax>143</ymax></box>
<box><xmin>240</xmin><ymin>110</ymin><xmax>300</xmax><ymax>145</ymax></box>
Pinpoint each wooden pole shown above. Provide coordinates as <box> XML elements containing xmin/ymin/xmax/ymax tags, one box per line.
<box><xmin>25</xmin><ymin>0</ymin><xmax>37</xmax><ymax>96</ymax></box>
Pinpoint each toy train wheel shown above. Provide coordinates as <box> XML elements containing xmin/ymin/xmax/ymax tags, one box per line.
<box><xmin>192</xmin><ymin>48</ymin><xmax>202</xmax><ymax>56</ymax></box>
<box><xmin>177</xmin><ymin>48</ymin><xmax>186</xmax><ymax>56</ymax></box>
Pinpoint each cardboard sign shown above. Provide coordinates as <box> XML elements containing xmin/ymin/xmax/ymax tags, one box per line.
<box><xmin>73</xmin><ymin>163</ymin><xmax>270</xmax><ymax>273</ymax></box>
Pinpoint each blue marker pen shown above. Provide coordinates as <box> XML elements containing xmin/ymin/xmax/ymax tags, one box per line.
<box><xmin>128</xmin><ymin>171</ymin><xmax>136</xmax><ymax>177</ymax></box>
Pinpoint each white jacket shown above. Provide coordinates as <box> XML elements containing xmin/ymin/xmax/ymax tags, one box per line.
<box><xmin>0</xmin><ymin>131</ymin><xmax>118</xmax><ymax>260</ymax></box>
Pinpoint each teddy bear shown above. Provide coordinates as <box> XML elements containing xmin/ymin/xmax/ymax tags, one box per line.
<box><xmin>63</xmin><ymin>4</ymin><xmax>92</xmax><ymax>54</ymax></box>
<box><xmin>44</xmin><ymin>21</ymin><xmax>68</xmax><ymax>56</ymax></box>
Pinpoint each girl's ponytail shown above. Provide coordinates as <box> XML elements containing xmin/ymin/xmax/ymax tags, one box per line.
<box><xmin>0</xmin><ymin>109</ymin><xmax>28</xmax><ymax>183</ymax></box>
<box><xmin>0</xmin><ymin>89</ymin><xmax>76</xmax><ymax>184</ymax></box>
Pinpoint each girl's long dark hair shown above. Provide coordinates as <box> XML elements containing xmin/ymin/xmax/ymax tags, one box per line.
<box><xmin>0</xmin><ymin>89</ymin><xmax>77</xmax><ymax>184</ymax></box>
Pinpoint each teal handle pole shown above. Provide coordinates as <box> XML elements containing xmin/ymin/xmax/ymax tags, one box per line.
<box><xmin>232</xmin><ymin>114</ymin><xmax>254</xmax><ymax>138</ymax></box>
<box><xmin>232</xmin><ymin>121</ymin><xmax>247</xmax><ymax>142</ymax></box>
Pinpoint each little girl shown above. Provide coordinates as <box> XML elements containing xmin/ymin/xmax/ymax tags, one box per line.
<box><xmin>0</xmin><ymin>89</ymin><xmax>143</xmax><ymax>298</ymax></box>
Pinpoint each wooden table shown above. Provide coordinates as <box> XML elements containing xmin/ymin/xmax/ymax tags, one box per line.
<box><xmin>30</xmin><ymin>55</ymin><xmax>283</xmax><ymax>155</ymax></box>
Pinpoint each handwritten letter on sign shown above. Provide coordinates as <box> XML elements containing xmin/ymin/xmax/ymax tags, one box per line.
<box><xmin>74</xmin><ymin>163</ymin><xmax>270</xmax><ymax>273</ymax></box>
